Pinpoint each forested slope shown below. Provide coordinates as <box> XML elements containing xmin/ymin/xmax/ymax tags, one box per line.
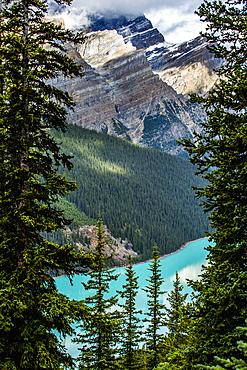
<box><xmin>54</xmin><ymin>124</ymin><xmax>210</xmax><ymax>260</ymax></box>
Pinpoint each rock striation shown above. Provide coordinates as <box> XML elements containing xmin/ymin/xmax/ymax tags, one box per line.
<box><xmin>49</xmin><ymin>12</ymin><xmax>222</xmax><ymax>156</ymax></box>
<box><xmin>87</xmin><ymin>13</ymin><xmax>222</xmax><ymax>97</ymax></box>
<box><xmin>52</xmin><ymin>30</ymin><xmax>206</xmax><ymax>157</ymax></box>
<box><xmin>146</xmin><ymin>36</ymin><xmax>223</xmax><ymax>96</ymax></box>
<box><xmin>77</xmin><ymin>29</ymin><xmax>136</xmax><ymax>68</ymax></box>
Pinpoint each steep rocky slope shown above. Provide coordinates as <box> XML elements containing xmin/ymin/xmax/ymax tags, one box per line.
<box><xmin>49</xmin><ymin>11</ymin><xmax>221</xmax><ymax>156</ymax></box>
<box><xmin>66</xmin><ymin>224</ymin><xmax>138</xmax><ymax>265</ymax></box>
<box><xmin>146</xmin><ymin>36</ymin><xmax>223</xmax><ymax>96</ymax></box>
<box><xmin>87</xmin><ymin>13</ymin><xmax>223</xmax><ymax>96</ymax></box>
<box><xmin>87</xmin><ymin>14</ymin><xmax>165</xmax><ymax>50</ymax></box>
<box><xmin>54</xmin><ymin>31</ymin><xmax>206</xmax><ymax>157</ymax></box>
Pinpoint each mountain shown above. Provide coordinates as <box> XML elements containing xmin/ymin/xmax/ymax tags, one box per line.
<box><xmin>48</xmin><ymin>11</ymin><xmax>222</xmax><ymax>157</ymax></box>
<box><xmin>87</xmin><ymin>14</ymin><xmax>165</xmax><ymax>50</ymax></box>
<box><xmin>85</xmin><ymin>13</ymin><xmax>222</xmax><ymax>96</ymax></box>
<box><xmin>53</xmin><ymin>31</ymin><xmax>204</xmax><ymax>157</ymax></box>
<box><xmin>85</xmin><ymin>13</ymin><xmax>223</xmax><ymax>96</ymax></box>
<box><xmin>55</xmin><ymin>12</ymin><xmax>224</xmax><ymax>157</ymax></box>
<box><xmin>146</xmin><ymin>36</ymin><xmax>223</xmax><ymax>97</ymax></box>
<box><xmin>48</xmin><ymin>11</ymin><xmax>223</xmax><ymax>157</ymax></box>
<box><xmin>51</xmin><ymin>124</ymin><xmax>211</xmax><ymax>261</ymax></box>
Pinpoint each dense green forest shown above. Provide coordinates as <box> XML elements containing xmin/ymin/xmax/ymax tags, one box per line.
<box><xmin>52</xmin><ymin>124</ymin><xmax>211</xmax><ymax>260</ymax></box>
<box><xmin>1</xmin><ymin>0</ymin><xmax>247</xmax><ymax>367</ymax></box>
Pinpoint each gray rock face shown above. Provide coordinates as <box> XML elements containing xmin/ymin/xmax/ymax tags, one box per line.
<box><xmin>87</xmin><ymin>14</ymin><xmax>165</xmax><ymax>50</ymax></box>
<box><xmin>55</xmin><ymin>31</ymin><xmax>206</xmax><ymax>157</ymax></box>
<box><xmin>146</xmin><ymin>36</ymin><xmax>223</xmax><ymax>96</ymax></box>
<box><xmin>50</xmin><ymin>12</ymin><xmax>220</xmax><ymax>157</ymax></box>
<box><xmin>87</xmin><ymin>13</ymin><xmax>222</xmax><ymax>97</ymax></box>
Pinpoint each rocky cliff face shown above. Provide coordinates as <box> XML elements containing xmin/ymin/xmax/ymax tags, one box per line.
<box><xmin>53</xmin><ymin>30</ymin><xmax>206</xmax><ymax>157</ymax></box>
<box><xmin>65</xmin><ymin>224</ymin><xmax>138</xmax><ymax>265</ymax></box>
<box><xmin>77</xmin><ymin>29</ymin><xmax>136</xmax><ymax>68</ymax></box>
<box><xmin>86</xmin><ymin>13</ymin><xmax>222</xmax><ymax>97</ymax></box>
<box><xmin>146</xmin><ymin>36</ymin><xmax>223</xmax><ymax>96</ymax></box>
<box><xmin>50</xmin><ymin>12</ymin><xmax>220</xmax><ymax>156</ymax></box>
<box><xmin>86</xmin><ymin>14</ymin><xmax>165</xmax><ymax>50</ymax></box>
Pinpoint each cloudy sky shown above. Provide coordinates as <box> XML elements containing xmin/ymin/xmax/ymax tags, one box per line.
<box><xmin>51</xmin><ymin>0</ymin><xmax>207</xmax><ymax>44</ymax></box>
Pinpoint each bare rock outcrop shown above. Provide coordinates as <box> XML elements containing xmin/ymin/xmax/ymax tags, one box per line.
<box><xmin>48</xmin><ymin>12</ymin><xmax>224</xmax><ymax>156</ymax></box>
<box><xmin>146</xmin><ymin>36</ymin><xmax>223</xmax><ymax>96</ymax></box>
<box><xmin>65</xmin><ymin>224</ymin><xmax>138</xmax><ymax>265</ymax></box>
<box><xmin>52</xmin><ymin>29</ymin><xmax>206</xmax><ymax>157</ymax></box>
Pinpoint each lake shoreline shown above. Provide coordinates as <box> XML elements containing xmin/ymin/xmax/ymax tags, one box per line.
<box><xmin>129</xmin><ymin>236</ymin><xmax>209</xmax><ymax>268</ymax></box>
<box><xmin>53</xmin><ymin>236</ymin><xmax>208</xmax><ymax>278</ymax></box>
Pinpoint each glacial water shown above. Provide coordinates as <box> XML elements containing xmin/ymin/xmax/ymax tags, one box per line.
<box><xmin>55</xmin><ymin>237</ymin><xmax>211</xmax><ymax>357</ymax></box>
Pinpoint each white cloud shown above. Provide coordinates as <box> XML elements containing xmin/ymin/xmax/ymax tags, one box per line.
<box><xmin>48</xmin><ymin>0</ymin><xmax>207</xmax><ymax>43</ymax></box>
<box><xmin>146</xmin><ymin>5</ymin><xmax>206</xmax><ymax>43</ymax></box>
<box><xmin>59</xmin><ymin>8</ymin><xmax>90</xmax><ymax>30</ymax></box>
<box><xmin>68</xmin><ymin>0</ymin><xmax>203</xmax><ymax>15</ymax></box>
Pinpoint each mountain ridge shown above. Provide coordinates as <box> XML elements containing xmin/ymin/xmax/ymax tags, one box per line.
<box><xmin>51</xmin><ymin>26</ymin><xmax>206</xmax><ymax>157</ymax></box>
<box><xmin>48</xmin><ymin>9</ymin><xmax>221</xmax><ymax>156</ymax></box>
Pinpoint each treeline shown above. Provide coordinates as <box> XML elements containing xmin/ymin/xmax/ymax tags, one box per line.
<box><xmin>52</xmin><ymin>124</ymin><xmax>211</xmax><ymax>260</ymax></box>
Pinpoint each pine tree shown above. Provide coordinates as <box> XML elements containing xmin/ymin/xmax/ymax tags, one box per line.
<box><xmin>76</xmin><ymin>217</ymin><xmax>121</xmax><ymax>370</ymax></box>
<box><xmin>117</xmin><ymin>254</ymin><xmax>143</xmax><ymax>370</ymax></box>
<box><xmin>165</xmin><ymin>271</ymin><xmax>188</xmax><ymax>341</ymax></box>
<box><xmin>0</xmin><ymin>0</ymin><xmax>91</xmax><ymax>368</ymax></box>
<box><xmin>143</xmin><ymin>246</ymin><xmax>166</xmax><ymax>370</ymax></box>
<box><xmin>162</xmin><ymin>271</ymin><xmax>191</xmax><ymax>369</ymax></box>
<box><xmin>180</xmin><ymin>0</ymin><xmax>247</xmax><ymax>366</ymax></box>
<box><xmin>197</xmin><ymin>325</ymin><xmax>247</xmax><ymax>370</ymax></box>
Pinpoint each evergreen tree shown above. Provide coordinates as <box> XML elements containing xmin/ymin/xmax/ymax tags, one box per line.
<box><xmin>162</xmin><ymin>271</ymin><xmax>191</xmax><ymax>369</ymax></box>
<box><xmin>117</xmin><ymin>254</ymin><xmax>143</xmax><ymax>370</ymax></box>
<box><xmin>197</xmin><ymin>325</ymin><xmax>247</xmax><ymax>370</ymax></box>
<box><xmin>143</xmin><ymin>246</ymin><xmax>166</xmax><ymax>370</ymax></box>
<box><xmin>0</xmin><ymin>0</ymin><xmax>90</xmax><ymax>368</ymax></box>
<box><xmin>76</xmin><ymin>217</ymin><xmax>121</xmax><ymax>370</ymax></box>
<box><xmin>53</xmin><ymin>123</ymin><xmax>211</xmax><ymax>261</ymax></box>
<box><xmin>180</xmin><ymin>0</ymin><xmax>247</xmax><ymax>366</ymax></box>
<box><xmin>165</xmin><ymin>271</ymin><xmax>188</xmax><ymax>340</ymax></box>
<box><xmin>135</xmin><ymin>346</ymin><xmax>148</xmax><ymax>370</ymax></box>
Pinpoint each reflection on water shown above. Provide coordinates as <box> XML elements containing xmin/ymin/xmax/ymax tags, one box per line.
<box><xmin>55</xmin><ymin>238</ymin><xmax>211</xmax><ymax>357</ymax></box>
<box><xmin>177</xmin><ymin>261</ymin><xmax>209</xmax><ymax>283</ymax></box>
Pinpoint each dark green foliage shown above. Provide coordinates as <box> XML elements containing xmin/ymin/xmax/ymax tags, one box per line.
<box><xmin>141</xmin><ymin>101</ymin><xmax>195</xmax><ymax>158</ymax></box>
<box><xmin>141</xmin><ymin>113</ymin><xmax>192</xmax><ymax>158</ymax></box>
<box><xmin>143</xmin><ymin>246</ymin><xmax>166</xmax><ymax>369</ymax></box>
<box><xmin>75</xmin><ymin>217</ymin><xmax>121</xmax><ymax>370</ymax></box>
<box><xmin>117</xmin><ymin>255</ymin><xmax>144</xmax><ymax>370</ymax></box>
<box><xmin>143</xmin><ymin>114</ymin><xmax>173</xmax><ymax>136</ymax></box>
<box><xmin>111</xmin><ymin>118</ymin><xmax>131</xmax><ymax>139</ymax></box>
<box><xmin>162</xmin><ymin>271</ymin><xmax>192</xmax><ymax>369</ymax></box>
<box><xmin>53</xmin><ymin>124</ymin><xmax>211</xmax><ymax>260</ymax></box>
<box><xmin>43</xmin><ymin>196</ymin><xmax>97</xmax><ymax>252</ymax></box>
<box><xmin>0</xmin><ymin>0</ymin><xmax>91</xmax><ymax>368</ymax></box>
<box><xmin>56</xmin><ymin>196</ymin><xmax>96</xmax><ymax>229</ymax></box>
<box><xmin>179</xmin><ymin>0</ymin><xmax>247</xmax><ymax>366</ymax></box>
<box><xmin>164</xmin><ymin>271</ymin><xmax>188</xmax><ymax>340</ymax></box>
<box><xmin>197</xmin><ymin>325</ymin><xmax>247</xmax><ymax>370</ymax></box>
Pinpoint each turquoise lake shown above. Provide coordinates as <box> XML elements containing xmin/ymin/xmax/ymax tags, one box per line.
<box><xmin>55</xmin><ymin>237</ymin><xmax>211</xmax><ymax>357</ymax></box>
